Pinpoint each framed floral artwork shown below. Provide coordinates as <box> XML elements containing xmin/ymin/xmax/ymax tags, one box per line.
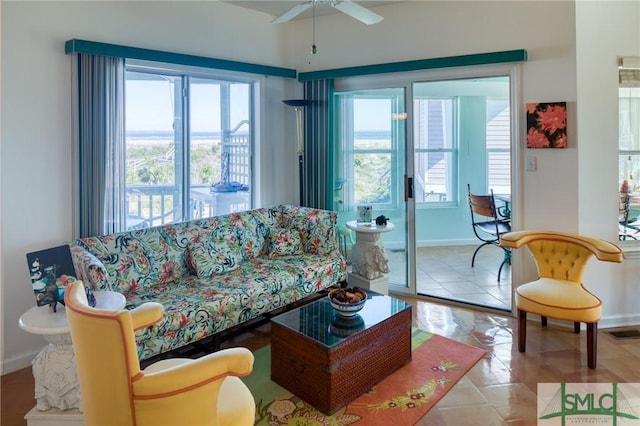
<box><xmin>526</xmin><ymin>102</ymin><xmax>567</xmax><ymax>148</ymax></box>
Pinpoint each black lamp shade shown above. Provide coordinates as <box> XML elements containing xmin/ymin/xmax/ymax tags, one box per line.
<box><xmin>283</xmin><ymin>99</ymin><xmax>311</xmax><ymax>107</ymax></box>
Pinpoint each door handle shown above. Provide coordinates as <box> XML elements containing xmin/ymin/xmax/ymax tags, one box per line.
<box><xmin>404</xmin><ymin>175</ymin><xmax>414</xmax><ymax>201</ymax></box>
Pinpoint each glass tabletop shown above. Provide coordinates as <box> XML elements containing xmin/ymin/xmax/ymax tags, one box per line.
<box><xmin>271</xmin><ymin>291</ymin><xmax>411</xmax><ymax>349</ymax></box>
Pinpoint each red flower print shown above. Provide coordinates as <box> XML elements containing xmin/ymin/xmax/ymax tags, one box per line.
<box><xmin>159</xmin><ymin>261</ymin><xmax>179</xmax><ymax>281</ymax></box>
<box><xmin>527</xmin><ymin>127</ymin><xmax>550</xmax><ymax>148</ymax></box>
<box><xmin>527</xmin><ymin>102</ymin><xmax>567</xmax><ymax>149</ymax></box>
<box><xmin>178</xmin><ymin>313</ymin><xmax>190</xmax><ymax>327</ymax></box>
<box><xmin>537</xmin><ymin>104</ymin><xmax>566</xmax><ymax>134</ymax></box>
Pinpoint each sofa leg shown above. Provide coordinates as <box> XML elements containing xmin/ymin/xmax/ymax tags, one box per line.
<box><xmin>518</xmin><ymin>309</ymin><xmax>527</xmax><ymax>353</ymax></box>
<box><xmin>574</xmin><ymin>322</ymin><xmax>581</xmax><ymax>334</ymax></box>
<box><xmin>587</xmin><ymin>322</ymin><xmax>597</xmax><ymax>369</ymax></box>
<box><xmin>541</xmin><ymin>316</ymin><xmax>547</xmax><ymax>327</ymax></box>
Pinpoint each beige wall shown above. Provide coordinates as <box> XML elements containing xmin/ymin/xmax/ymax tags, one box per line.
<box><xmin>0</xmin><ymin>0</ymin><xmax>299</xmax><ymax>373</ymax></box>
<box><xmin>2</xmin><ymin>0</ymin><xmax>638</xmax><ymax>373</ymax></box>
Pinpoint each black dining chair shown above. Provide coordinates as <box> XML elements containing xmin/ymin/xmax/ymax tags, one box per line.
<box><xmin>467</xmin><ymin>184</ymin><xmax>511</xmax><ymax>281</ymax></box>
<box><xmin>619</xmin><ymin>191</ymin><xmax>639</xmax><ymax>241</ymax></box>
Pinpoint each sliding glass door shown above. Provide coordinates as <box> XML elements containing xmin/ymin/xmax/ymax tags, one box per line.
<box><xmin>412</xmin><ymin>77</ymin><xmax>512</xmax><ymax>311</ymax></box>
<box><xmin>333</xmin><ymin>88</ymin><xmax>409</xmax><ymax>289</ymax></box>
<box><xmin>333</xmin><ymin>70</ymin><xmax>515</xmax><ymax>312</ymax></box>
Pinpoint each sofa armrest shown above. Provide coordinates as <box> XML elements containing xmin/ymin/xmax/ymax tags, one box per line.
<box><xmin>69</xmin><ymin>244</ymin><xmax>111</xmax><ymax>291</ymax></box>
<box><xmin>282</xmin><ymin>205</ymin><xmax>341</xmax><ymax>255</ymax></box>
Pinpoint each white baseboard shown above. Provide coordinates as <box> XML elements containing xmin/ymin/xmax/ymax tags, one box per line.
<box><xmin>2</xmin><ymin>350</ymin><xmax>38</xmax><ymax>374</ymax></box>
<box><xmin>600</xmin><ymin>313</ymin><xmax>640</xmax><ymax>329</ymax></box>
<box><xmin>383</xmin><ymin>239</ymin><xmax>477</xmax><ymax>251</ymax></box>
<box><xmin>525</xmin><ymin>313</ymin><xmax>640</xmax><ymax>330</ymax></box>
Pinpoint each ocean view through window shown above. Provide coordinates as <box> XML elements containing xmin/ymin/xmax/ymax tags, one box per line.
<box><xmin>124</xmin><ymin>67</ymin><xmax>253</xmax><ymax>230</ymax></box>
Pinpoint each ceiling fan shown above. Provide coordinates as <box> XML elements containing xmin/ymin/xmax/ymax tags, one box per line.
<box><xmin>272</xmin><ymin>0</ymin><xmax>384</xmax><ymax>25</ymax></box>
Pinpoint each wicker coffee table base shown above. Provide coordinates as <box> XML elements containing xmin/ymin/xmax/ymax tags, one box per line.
<box><xmin>271</xmin><ymin>308</ymin><xmax>412</xmax><ymax>414</ymax></box>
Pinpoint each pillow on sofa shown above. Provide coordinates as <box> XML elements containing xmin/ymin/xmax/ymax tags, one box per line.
<box><xmin>189</xmin><ymin>240</ymin><xmax>241</xmax><ymax>277</ymax></box>
<box><xmin>269</xmin><ymin>228</ymin><xmax>303</xmax><ymax>257</ymax></box>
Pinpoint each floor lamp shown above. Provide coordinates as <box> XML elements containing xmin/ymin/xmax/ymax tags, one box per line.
<box><xmin>283</xmin><ymin>99</ymin><xmax>311</xmax><ymax>205</ymax></box>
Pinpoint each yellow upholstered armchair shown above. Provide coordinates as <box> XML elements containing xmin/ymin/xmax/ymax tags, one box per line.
<box><xmin>64</xmin><ymin>281</ymin><xmax>255</xmax><ymax>426</ymax></box>
<box><xmin>500</xmin><ymin>231</ymin><xmax>623</xmax><ymax>369</ymax></box>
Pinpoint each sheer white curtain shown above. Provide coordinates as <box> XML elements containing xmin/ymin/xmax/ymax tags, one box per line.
<box><xmin>74</xmin><ymin>54</ymin><xmax>125</xmax><ymax>237</ymax></box>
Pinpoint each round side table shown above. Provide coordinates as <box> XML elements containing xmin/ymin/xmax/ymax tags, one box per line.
<box><xmin>19</xmin><ymin>290</ymin><xmax>126</xmax><ymax>411</ymax></box>
<box><xmin>346</xmin><ymin>221</ymin><xmax>395</xmax><ymax>294</ymax></box>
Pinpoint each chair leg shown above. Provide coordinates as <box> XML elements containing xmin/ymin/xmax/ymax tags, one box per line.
<box><xmin>541</xmin><ymin>316</ymin><xmax>547</xmax><ymax>327</ymax></box>
<box><xmin>497</xmin><ymin>257</ymin><xmax>507</xmax><ymax>282</ymax></box>
<box><xmin>574</xmin><ymin>322</ymin><xmax>580</xmax><ymax>334</ymax></box>
<box><xmin>518</xmin><ymin>309</ymin><xmax>527</xmax><ymax>353</ymax></box>
<box><xmin>587</xmin><ymin>322</ymin><xmax>597</xmax><ymax>369</ymax></box>
<box><xmin>471</xmin><ymin>242</ymin><xmax>491</xmax><ymax>267</ymax></box>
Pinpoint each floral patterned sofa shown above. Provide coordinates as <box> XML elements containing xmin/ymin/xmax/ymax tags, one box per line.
<box><xmin>70</xmin><ymin>205</ymin><xmax>347</xmax><ymax>361</ymax></box>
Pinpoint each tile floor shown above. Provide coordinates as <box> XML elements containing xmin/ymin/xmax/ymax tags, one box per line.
<box><xmin>2</xmin><ymin>297</ymin><xmax>639</xmax><ymax>426</ymax></box>
<box><xmin>386</xmin><ymin>244</ymin><xmax>512</xmax><ymax>311</ymax></box>
<box><xmin>402</xmin><ymin>297</ymin><xmax>640</xmax><ymax>425</ymax></box>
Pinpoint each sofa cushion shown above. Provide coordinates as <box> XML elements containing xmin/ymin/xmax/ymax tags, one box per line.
<box><xmin>124</xmin><ymin>258</ymin><xmax>302</xmax><ymax>360</ymax></box>
<box><xmin>190</xmin><ymin>211</ymin><xmax>269</xmax><ymax>261</ymax></box>
<box><xmin>269</xmin><ymin>228</ymin><xmax>302</xmax><ymax>257</ymax></box>
<box><xmin>189</xmin><ymin>240</ymin><xmax>241</xmax><ymax>277</ymax></box>
<box><xmin>74</xmin><ymin>224</ymin><xmax>193</xmax><ymax>293</ymax></box>
<box><xmin>280</xmin><ymin>205</ymin><xmax>340</xmax><ymax>256</ymax></box>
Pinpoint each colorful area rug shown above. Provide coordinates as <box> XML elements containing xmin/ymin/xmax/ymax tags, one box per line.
<box><xmin>242</xmin><ymin>329</ymin><xmax>486</xmax><ymax>425</ymax></box>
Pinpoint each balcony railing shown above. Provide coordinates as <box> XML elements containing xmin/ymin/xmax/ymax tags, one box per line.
<box><xmin>126</xmin><ymin>184</ymin><xmax>250</xmax><ymax>230</ymax></box>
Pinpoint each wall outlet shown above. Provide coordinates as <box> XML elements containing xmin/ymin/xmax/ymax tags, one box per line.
<box><xmin>526</xmin><ymin>156</ymin><xmax>537</xmax><ymax>171</ymax></box>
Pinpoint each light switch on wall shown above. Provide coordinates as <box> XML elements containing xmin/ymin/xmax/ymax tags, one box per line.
<box><xmin>526</xmin><ymin>156</ymin><xmax>537</xmax><ymax>171</ymax></box>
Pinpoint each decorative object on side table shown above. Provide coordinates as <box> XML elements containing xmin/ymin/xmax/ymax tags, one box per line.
<box><xmin>26</xmin><ymin>245</ymin><xmax>80</xmax><ymax>312</ymax></box>
<box><xmin>328</xmin><ymin>287</ymin><xmax>367</xmax><ymax>317</ymax></box>
<box><xmin>375</xmin><ymin>215</ymin><xmax>389</xmax><ymax>226</ymax></box>
<box><xmin>356</xmin><ymin>205</ymin><xmax>372</xmax><ymax>223</ymax></box>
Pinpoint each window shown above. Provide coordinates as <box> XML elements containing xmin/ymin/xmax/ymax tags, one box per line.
<box><xmin>487</xmin><ymin>99</ymin><xmax>511</xmax><ymax>196</ymax></box>
<box><xmin>619</xmin><ymin>87</ymin><xmax>640</xmax><ymax>193</ymax></box>
<box><xmin>335</xmin><ymin>90</ymin><xmax>405</xmax><ymax>208</ymax></box>
<box><xmin>618</xmin><ymin>59</ymin><xmax>640</xmax><ymax>244</ymax></box>
<box><xmin>124</xmin><ymin>67</ymin><xmax>253</xmax><ymax>230</ymax></box>
<box><xmin>414</xmin><ymin>98</ymin><xmax>456</xmax><ymax>203</ymax></box>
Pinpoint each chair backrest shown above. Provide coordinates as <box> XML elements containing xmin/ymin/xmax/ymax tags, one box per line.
<box><xmin>500</xmin><ymin>231</ymin><xmax>623</xmax><ymax>282</ymax></box>
<box><xmin>468</xmin><ymin>187</ymin><xmax>498</xmax><ymax>220</ymax></box>
<box><xmin>65</xmin><ymin>281</ymin><xmax>141</xmax><ymax>425</ymax></box>
<box><xmin>467</xmin><ymin>185</ymin><xmax>509</xmax><ymax>241</ymax></box>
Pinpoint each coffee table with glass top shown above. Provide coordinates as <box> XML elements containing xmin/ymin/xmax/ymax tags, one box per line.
<box><xmin>270</xmin><ymin>290</ymin><xmax>412</xmax><ymax>414</ymax></box>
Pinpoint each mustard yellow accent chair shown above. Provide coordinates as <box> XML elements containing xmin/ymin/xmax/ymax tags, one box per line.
<box><xmin>64</xmin><ymin>281</ymin><xmax>256</xmax><ymax>426</ymax></box>
<box><xmin>500</xmin><ymin>231</ymin><xmax>623</xmax><ymax>369</ymax></box>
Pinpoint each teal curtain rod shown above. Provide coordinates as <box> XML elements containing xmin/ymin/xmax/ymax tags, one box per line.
<box><xmin>298</xmin><ymin>49</ymin><xmax>527</xmax><ymax>81</ymax></box>
<box><xmin>65</xmin><ymin>39</ymin><xmax>297</xmax><ymax>79</ymax></box>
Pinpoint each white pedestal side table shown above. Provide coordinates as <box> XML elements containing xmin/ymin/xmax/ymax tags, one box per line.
<box><xmin>346</xmin><ymin>220</ymin><xmax>395</xmax><ymax>295</ymax></box>
<box><xmin>19</xmin><ymin>290</ymin><xmax>126</xmax><ymax>413</ymax></box>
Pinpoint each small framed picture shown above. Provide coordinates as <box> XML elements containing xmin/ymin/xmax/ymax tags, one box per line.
<box><xmin>357</xmin><ymin>205</ymin><xmax>372</xmax><ymax>223</ymax></box>
<box><xmin>26</xmin><ymin>244</ymin><xmax>78</xmax><ymax>310</ymax></box>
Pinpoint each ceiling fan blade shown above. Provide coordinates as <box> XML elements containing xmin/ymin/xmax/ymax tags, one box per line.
<box><xmin>332</xmin><ymin>1</ymin><xmax>384</xmax><ymax>25</ymax></box>
<box><xmin>271</xmin><ymin>2</ymin><xmax>313</xmax><ymax>24</ymax></box>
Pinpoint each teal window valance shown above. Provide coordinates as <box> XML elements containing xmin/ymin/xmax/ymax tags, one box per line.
<box><xmin>298</xmin><ymin>49</ymin><xmax>528</xmax><ymax>81</ymax></box>
<box><xmin>65</xmin><ymin>39</ymin><xmax>297</xmax><ymax>79</ymax></box>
